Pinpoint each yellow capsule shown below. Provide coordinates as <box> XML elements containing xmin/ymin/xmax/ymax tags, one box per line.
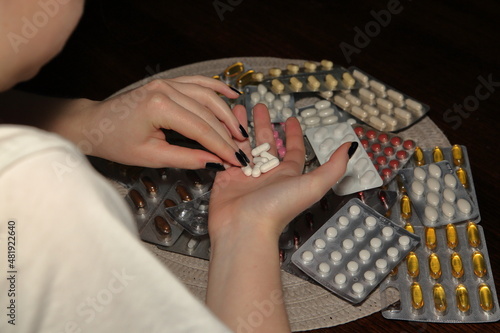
<box><xmin>290</xmin><ymin>77</ymin><xmax>303</xmax><ymax>91</ymax></box>
<box><xmin>400</xmin><ymin>194</ymin><xmax>412</xmax><ymax>220</ymax></box>
<box><xmin>404</xmin><ymin>222</ymin><xmax>415</xmax><ymax>234</ymax></box>
<box><xmin>472</xmin><ymin>251</ymin><xmax>487</xmax><ymax>277</ymax></box>
<box><xmin>406</xmin><ymin>252</ymin><xmax>419</xmax><ymax>278</ymax></box>
<box><xmin>414</xmin><ymin>147</ymin><xmax>425</xmax><ymax>166</ymax></box>
<box><xmin>428</xmin><ymin>253</ymin><xmax>442</xmax><ymax>279</ymax></box>
<box><xmin>433</xmin><ymin>284</ymin><xmax>447</xmax><ymax>312</ymax></box>
<box><xmin>223</xmin><ymin>62</ymin><xmax>244</xmax><ymax>78</ymax></box>
<box><xmin>450</xmin><ymin>252</ymin><xmax>464</xmax><ymax>278</ymax></box>
<box><xmin>432</xmin><ymin>146</ymin><xmax>444</xmax><ymax>162</ymax></box>
<box><xmin>236</xmin><ymin>70</ymin><xmax>255</xmax><ymax>87</ymax></box>
<box><xmin>269</xmin><ymin>67</ymin><xmax>282</xmax><ymax>77</ymax></box>
<box><xmin>425</xmin><ymin>227</ymin><xmax>437</xmax><ymax>250</ymax></box>
<box><xmin>467</xmin><ymin>222</ymin><xmax>481</xmax><ymax>247</ymax></box>
<box><xmin>271</xmin><ymin>79</ymin><xmax>285</xmax><ymax>93</ymax></box>
<box><xmin>455</xmin><ymin>284</ymin><xmax>470</xmax><ymax>312</ymax></box>
<box><xmin>252</xmin><ymin>72</ymin><xmax>264</xmax><ymax>82</ymax></box>
<box><xmin>478</xmin><ymin>284</ymin><xmax>494</xmax><ymax>311</ymax></box>
<box><xmin>307</xmin><ymin>75</ymin><xmax>320</xmax><ymax>90</ymax></box>
<box><xmin>411</xmin><ymin>282</ymin><xmax>425</xmax><ymax>310</ymax></box>
<box><xmin>303</xmin><ymin>61</ymin><xmax>317</xmax><ymax>72</ymax></box>
<box><xmin>286</xmin><ymin>63</ymin><xmax>300</xmax><ymax>74</ymax></box>
<box><xmin>446</xmin><ymin>224</ymin><xmax>459</xmax><ymax>249</ymax></box>
<box><xmin>320</xmin><ymin>59</ymin><xmax>334</xmax><ymax>70</ymax></box>
<box><xmin>325</xmin><ymin>74</ymin><xmax>338</xmax><ymax>90</ymax></box>
<box><xmin>452</xmin><ymin>144</ymin><xmax>464</xmax><ymax>166</ymax></box>
<box><xmin>456</xmin><ymin>168</ymin><xmax>469</xmax><ymax>189</ymax></box>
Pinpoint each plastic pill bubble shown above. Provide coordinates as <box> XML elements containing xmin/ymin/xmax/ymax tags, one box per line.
<box><xmin>429</xmin><ymin>253</ymin><xmax>442</xmax><ymax>279</ymax></box>
<box><xmin>325</xmin><ymin>227</ymin><xmax>338</xmax><ymax>239</ymax></box>
<box><xmin>411</xmin><ymin>282</ymin><xmax>425</xmax><ymax>309</ymax></box>
<box><xmin>359</xmin><ymin>87</ymin><xmax>375</xmax><ymax>100</ymax></box>
<box><xmin>478</xmin><ymin>284</ymin><xmax>494</xmax><ymax>311</ymax></box>
<box><xmin>352</xmin><ymin>282</ymin><xmax>364</xmax><ymax>294</ymax></box>
<box><xmin>351</xmin><ymin>106</ymin><xmax>368</xmax><ymax>119</ymax></box>
<box><xmin>450</xmin><ymin>252</ymin><xmax>464</xmax><ymax>278</ymax></box>
<box><xmin>387</xmin><ymin>247</ymin><xmax>399</xmax><ymax>260</ymax></box>
<box><xmin>413</xmin><ymin>167</ymin><xmax>426</xmax><ymax>181</ymax></box>
<box><xmin>315</xmin><ymin>100</ymin><xmax>331</xmax><ymax>109</ymax></box>
<box><xmin>364</xmin><ymin>270</ymin><xmax>376</xmax><ymax>282</ymax></box>
<box><xmin>456</xmin><ymin>285</ymin><xmax>470</xmax><ymax>312</ymax></box>
<box><xmin>353</xmin><ymin>70</ymin><xmax>369</xmax><ymax>84</ymax></box>
<box><xmin>370</xmin><ymin>237</ymin><xmax>382</xmax><ymax>250</ymax></box>
<box><xmin>407</xmin><ymin>252</ymin><xmax>420</xmax><ymax>278</ymax></box>
<box><xmin>442</xmin><ymin>188</ymin><xmax>456</xmax><ymax>203</ymax></box>
<box><xmin>338</xmin><ymin>216</ymin><xmax>349</xmax><ymax>228</ymax></box>
<box><xmin>250</xmin><ymin>92</ymin><xmax>261</xmax><ymax>104</ymax></box>
<box><xmin>281</xmin><ymin>107</ymin><xmax>293</xmax><ymax>118</ymax></box>
<box><xmin>335</xmin><ymin>273</ymin><xmax>347</xmax><ymax>285</ymax></box>
<box><xmin>314</xmin><ymin>238</ymin><xmax>327</xmax><ymax>250</ymax></box>
<box><xmin>257</xmin><ymin>84</ymin><xmax>267</xmax><ymax>95</ymax></box>
<box><xmin>472</xmin><ymin>251</ymin><xmax>487</xmax><ymax>277</ymax></box>
<box><xmin>304</xmin><ymin>116</ymin><xmax>321</xmax><ymax>126</ymax></box>
<box><xmin>301</xmin><ymin>250</ymin><xmax>314</xmax><ymax>263</ymax></box>
<box><xmin>442</xmin><ymin>202</ymin><xmax>455</xmax><ymax>218</ymax></box>
<box><xmin>319</xmin><ymin>138</ymin><xmax>335</xmax><ymax>153</ymax></box>
<box><xmin>301</xmin><ymin>108</ymin><xmax>317</xmax><ymax>118</ymax></box>
<box><xmin>382</xmin><ymin>226</ymin><xmax>394</xmax><ymax>238</ymax></box>
<box><xmin>411</xmin><ymin>181</ymin><xmax>425</xmax><ymax>196</ymax></box>
<box><xmin>318</xmin><ymin>262</ymin><xmax>331</xmax><ymax>275</ymax></box>
<box><xmin>318</xmin><ymin>107</ymin><xmax>335</xmax><ymax>118</ymax></box>
<box><xmin>364</xmin><ymin>216</ymin><xmax>377</xmax><ymax>228</ymax></box>
<box><xmin>354</xmin><ymin>228</ymin><xmax>366</xmax><ymax>239</ymax></box>
<box><xmin>467</xmin><ymin>222</ymin><xmax>481</xmax><ymax>248</ymax></box>
<box><xmin>322</xmin><ymin>116</ymin><xmax>339</xmax><ymax>125</ymax></box>
<box><xmin>273</xmin><ymin>99</ymin><xmax>284</xmax><ymax>110</ymax></box>
<box><xmin>398</xmin><ymin>235</ymin><xmax>411</xmax><ymax>248</ymax></box>
<box><xmin>426</xmin><ymin>178</ymin><xmax>441</xmax><ymax>192</ymax></box>
<box><xmin>346</xmin><ymin>94</ymin><xmax>362</xmax><ymax>106</ymax></box>
<box><xmin>349</xmin><ymin>205</ymin><xmax>361</xmax><ymax>216</ymax></box>
<box><xmin>269</xmin><ymin>109</ymin><xmax>278</xmax><ymax>119</ymax></box>
<box><xmin>280</xmin><ymin>94</ymin><xmax>291</xmax><ymax>103</ymax></box>
<box><xmin>433</xmin><ymin>284</ymin><xmax>447</xmax><ymax>312</ymax></box>
<box><xmin>360</xmin><ymin>170</ymin><xmax>376</xmax><ymax>186</ymax></box>
<box><xmin>343</xmin><ymin>239</ymin><xmax>354</xmax><ymax>250</ymax></box>
<box><xmin>424</xmin><ymin>206</ymin><xmax>439</xmax><ymax>222</ymax></box>
<box><xmin>330</xmin><ymin>251</ymin><xmax>342</xmax><ymax>263</ymax></box>
<box><xmin>457</xmin><ymin>198</ymin><xmax>472</xmax><ymax>214</ymax></box>
<box><xmin>363</xmin><ymin>104</ymin><xmax>379</xmax><ymax>116</ymax></box>
<box><xmin>359</xmin><ymin>249</ymin><xmax>371</xmax><ymax>261</ymax></box>
<box><xmin>347</xmin><ymin>261</ymin><xmax>359</xmax><ymax>273</ymax></box>
<box><xmin>264</xmin><ymin>92</ymin><xmax>275</xmax><ymax>103</ymax></box>
<box><xmin>444</xmin><ymin>174</ymin><xmax>457</xmax><ymax>189</ymax></box>
<box><xmin>376</xmin><ymin>258</ymin><xmax>388</xmax><ymax>271</ymax></box>
<box><xmin>426</xmin><ymin>192</ymin><xmax>440</xmax><ymax>207</ymax></box>
<box><xmin>428</xmin><ymin>164</ymin><xmax>442</xmax><ymax>178</ymax></box>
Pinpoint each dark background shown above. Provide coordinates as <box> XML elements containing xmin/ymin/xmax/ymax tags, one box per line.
<box><xmin>16</xmin><ymin>0</ymin><xmax>500</xmax><ymax>332</ymax></box>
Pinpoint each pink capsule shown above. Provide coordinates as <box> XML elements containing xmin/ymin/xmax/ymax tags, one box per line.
<box><xmin>378</xmin><ymin>133</ymin><xmax>389</xmax><ymax>143</ymax></box>
<box><xmin>366</xmin><ymin>130</ymin><xmax>377</xmax><ymax>140</ymax></box>
<box><xmin>278</xmin><ymin>147</ymin><xmax>287</xmax><ymax>159</ymax></box>
<box><xmin>371</xmin><ymin>143</ymin><xmax>382</xmax><ymax>153</ymax></box>
<box><xmin>390</xmin><ymin>136</ymin><xmax>402</xmax><ymax>147</ymax></box>
<box><xmin>273</xmin><ymin>131</ymin><xmax>279</xmax><ymax>139</ymax></box>
<box><xmin>396</xmin><ymin>150</ymin><xmax>408</xmax><ymax>160</ymax></box>
<box><xmin>354</xmin><ymin>126</ymin><xmax>365</xmax><ymax>137</ymax></box>
<box><xmin>403</xmin><ymin>139</ymin><xmax>415</xmax><ymax>150</ymax></box>
<box><xmin>377</xmin><ymin>156</ymin><xmax>388</xmax><ymax>165</ymax></box>
<box><xmin>275</xmin><ymin>138</ymin><xmax>284</xmax><ymax>148</ymax></box>
<box><xmin>384</xmin><ymin>147</ymin><xmax>395</xmax><ymax>156</ymax></box>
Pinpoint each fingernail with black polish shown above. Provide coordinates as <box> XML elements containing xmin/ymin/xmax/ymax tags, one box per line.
<box><xmin>235</xmin><ymin>151</ymin><xmax>248</xmax><ymax>166</ymax></box>
<box><xmin>348</xmin><ymin>142</ymin><xmax>358</xmax><ymax>159</ymax></box>
<box><xmin>239</xmin><ymin>149</ymin><xmax>250</xmax><ymax>163</ymax></box>
<box><xmin>239</xmin><ymin>124</ymin><xmax>249</xmax><ymax>138</ymax></box>
<box><xmin>205</xmin><ymin>162</ymin><xmax>225</xmax><ymax>171</ymax></box>
<box><xmin>230</xmin><ymin>86</ymin><xmax>243</xmax><ymax>95</ymax></box>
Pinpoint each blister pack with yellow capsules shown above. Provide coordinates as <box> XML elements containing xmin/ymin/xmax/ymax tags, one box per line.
<box><xmin>291</xmin><ymin>199</ymin><xmax>420</xmax><ymax>304</ymax></box>
<box><xmin>258</xmin><ymin>60</ymin><xmax>363</xmax><ymax>94</ymax></box>
<box><xmin>331</xmin><ymin>67</ymin><xmax>430</xmax><ymax>132</ymax></box>
<box><xmin>381</xmin><ymin>223</ymin><xmax>500</xmax><ymax>323</ymax></box>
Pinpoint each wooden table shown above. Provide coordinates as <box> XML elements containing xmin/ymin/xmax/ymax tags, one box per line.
<box><xmin>17</xmin><ymin>0</ymin><xmax>500</xmax><ymax>331</ymax></box>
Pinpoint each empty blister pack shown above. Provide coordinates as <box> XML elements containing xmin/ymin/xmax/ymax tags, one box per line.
<box><xmin>244</xmin><ymin>85</ymin><xmax>296</xmax><ymax>122</ymax></box>
<box><xmin>381</xmin><ymin>223</ymin><xmax>500</xmax><ymax>323</ymax></box>
<box><xmin>353</xmin><ymin>125</ymin><xmax>417</xmax><ymax>185</ymax></box>
<box><xmin>412</xmin><ymin>145</ymin><xmax>480</xmax><ymax>223</ymax></box>
<box><xmin>332</xmin><ymin>67</ymin><xmax>430</xmax><ymax>132</ymax></box>
<box><xmin>291</xmin><ymin>199</ymin><xmax>420</xmax><ymax>304</ymax></box>
<box><xmin>305</xmin><ymin>123</ymin><xmax>383</xmax><ymax>195</ymax></box>
<box><xmin>296</xmin><ymin>99</ymin><xmax>356</xmax><ymax>131</ymax></box>
<box><xmin>399</xmin><ymin>161</ymin><xmax>479</xmax><ymax>227</ymax></box>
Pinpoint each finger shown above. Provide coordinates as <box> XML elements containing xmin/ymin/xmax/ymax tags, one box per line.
<box><xmin>252</xmin><ymin>103</ymin><xmax>277</xmax><ymax>157</ymax></box>
<box><xmin>232</xmin><ymin>104</ymin><xmax>252</xmax><ymax>157</ymax></box>
<box><xmin>171</xmin><ymin>75</ymin><xmax>240</xmax><ymax>99</ymax></box>
<box><xmin>282</xmin><ymin>117</ymin><xmax>305</xmax><ymax>174</ymax></box>
<box><xmin>307</xmin><ymin>142</ymin><xmax>351</xmax><ymax>194</ymax></box>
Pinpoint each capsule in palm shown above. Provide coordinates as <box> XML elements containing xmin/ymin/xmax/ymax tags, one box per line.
<box><xmin>478</xmin><ymin>284</ymin><xmax>494</xmax><ymax>311</ymax></box>
<box><xmin>433</xmin><ymin>284</ymin><xmax>447</xmax><ymax>312</ymax></box>
<box><xmin>472</xmin><ymin>251</ymin><xmax>487</xmax><ymax>277</ymax></box>
<box><xmin>425</xmin><ymin>227</ymin><xmax>437</xmax><ymax>250</ymax></box>
<box><xmin>432</xmin><ymin>146</ymin><xmax>444</xmax><ymax>162</ymax></box>
<box><xmin>455</xmin><ymin>284</ymin><xmax>470</xmax><ymax>312</ymax></box>
<box><xmin>411</xmin><ymin>282</ymin><xmax>424</xmax><ymax>310</ymax></box>
<box><xmin>414</xmin><ymin>147</ymin><xmax>425</xmax><ymax>166</ymax></box>
<box><xmin>452</xmin><ymin>144</ymin><xmax>464</xmax><ymax>166</ymax></box>
<box><xmin>456</xmin><ymin>168</ymin><xmax>469</xmax><ymax>189</ymax></box>
<box><xmin>467</xmin><ymin>222</ymin><xmax>481</xmax><ymax>247</ymax></box>
<box><xmin>406</xmin><ymin>252</ymin><xmax>419</xmax><ymax>278</ymax></box>
<box><xmin>450</xmin><ymin>252</ymin><xmax>464</xmax><ymax>278</ymax></box>
<box><xmin>428</xmin><ymin>253</ymin><xmax>442</xmax><ymax>279</ymax></box>
<box><xmin>446</xmin><ymin>224</ymin><xmax>458</xmax><ymax>249</ymax></box>
<box><xmin>400</xmin><ymin>194</ymin><xmax>412</xmax><ymax>220</ymax></box>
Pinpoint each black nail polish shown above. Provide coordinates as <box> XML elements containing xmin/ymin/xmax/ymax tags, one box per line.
<box><xmin>348</xmin><ymin>142</ymin><xmax>358</xmax><ymax>159</ymax></box>
<box><xmin>230</xmin><ymin>86</ymin><xmax>243</xmax><ymax>95</ymax></box>
<box><xmin>239</xmin><ymin>149</ymin><xmax>250</xmax><ymax>163</ymax></box>
<box><xmin>239</xmin><ymin>124</ymin><xmax>249</xmax><ymax>138</ymax></box>
<box><xmin>235</xmin><ymin>151</ymin><xmax>248</xmax><ymax>166</ymax></box>
<box><xmin>205</xmin><ymin>162</ymin><xmax>225</xmax><ymax>171</ymax></box>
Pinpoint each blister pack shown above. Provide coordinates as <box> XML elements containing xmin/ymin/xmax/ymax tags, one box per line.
<box><xmin>353</xmin><ymin>125</ymin><xmax>417</xmax><ymax>185</ymax></box>
<box><xmin>291</xmin><ymin>199</ymin><xmax>420</xmax><ymax>304</ymax></box>
<box><xmin>244</xmin><ymin>85</ymin><xmax>296</xmax><ymax>122</ymax></box>
<box><xmin>331</xmin><ymin>67</ymin><xmax>430</xmax><ymax>132</ymax></box>
<box><xmin>398</xmin><ymin>161</ymin><xmax>479</xmax><ymax>227</ymax></box>
<box><xmin>381</xmin><ymin>223</ymin><xmax>500</xmax><ymax>323</ymax></box>
<box><xmin>296</xmin><ymin>100</ymin><xmax>356</xmax><ymax>131</ymax></box>
<box><xmin>305</xmin><ymin>123</ymin><xmax>383</xmax><ymax>195</ymax></box>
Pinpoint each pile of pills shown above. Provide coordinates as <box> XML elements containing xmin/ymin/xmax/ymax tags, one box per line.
<box><xmin>382</xmin><ymin>224</ymin><xmax>500</xmax><ymax>323</ymax></box>
<box><xmin>241</xmin><ymin>143</ymin><xmax>281</xmax><ymax>177</ymax></box>
<box><xmin>354</xmin><ymin>125</ymin><xmax>417</xmax><ymax>185</ymax></box>
<box><xmin>399</xmin><ymin>161</ymin><xmax>479</xmax><ymax>227</ymax></box>
<box><xmin>305</xmin><ymin>123</ymin><xmax>382</xmax><ymax>195</ymax></box>
<box><xmin>331</xmin><ymin>67</ymin><xmax>429</xmax><ymax>132</ymax></box>
<box><xmin>291</xmin><ymin>199</ymin><xmax>419</xmax><ymax>303</ymax></box>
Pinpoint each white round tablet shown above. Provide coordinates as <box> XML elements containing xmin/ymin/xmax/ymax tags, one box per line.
<box><xmin>425</xmin><ymin>206</ymin><xmax>439</xmax><ymax>222</ymax></box>
<box><xmin>343</xmin><ymin>239</ymin><xmax>354</xmax><ymax>250</ymax></box>
<box><xmin>426</xmin><ymin>192</ymin><xmax>440</xmax><ymax>207</ymax></box>
<box><xmin>335</xmin><ymin>273</ymin><xmax>347</xmax><ymax>285</ymax></box>
<box><xmin>347</xmin><ymin>261</ymin><xmax>359</xmax><ymax>273</ymax></box>
<box><xmin>301</xmin><ymin>250</ymin><xmax>314</xmax><ymax>263</ymax></box>
<box><xmin>318</xmin><ymin>262</ymin><xmax>331</xmax><ymax>274</ymax></box>
<box><xmin>364</xmin><ymin>216</ymin><xmax>377</xmax><ymax>228</ymax></box>
<box><xmin>387</xmin><ymin>247</ymin><xmax>399</xmax><ymax>259</ymax></box>
<box><xmin>412</xmin><ymin>181</ymin><xmax>425</xmax><ymax>196</ymax></box>
<box><xmin>426</xmin><ymin>178</ymin><xmax>441</xmax><ymax>192</ymax></box>
<box><xmin>349</xmin><ymin>205</ymin><xmax>361</xmax><ymax>216</ymax></box>
<box><xmin>442</xmin><ymin>202</ymin><xmax>455</xmax><ymax>218</ymax></box>
<box><xmin>444</xmin><ymin>173</ymin><xmax>457</xmax><ymax>188</ymax></box>
<box><xmin>457</xmin><ymin>198</ymin><xmax>472</xmax><ymax>215</ymax></box>
<box><xmin>398</xmin><ymin>235</ymin><xmax>410</xmax><ymax>247</ymax></box>
<box><xmin>413</xmin><ymin>167</ymin><xmax>426</xmax><ymax>181</ymax></box>
<box><xmin>325</xmin><ymin>227</ymin><xmax>338</xmax><ymax>239</ymax></box>
<box><xmin>382</xmin><ymin>226</ymin><xmax>394</xmax><ymax>238</ymax></box>
<box><xmin>428</xmin><ymin>164</ymin><xmax>442</xmax><ymax>178</ymax></box>
<box><xmin>359</xmin><ymin>249</ymin><xmax>371</xmax><ymax>261</ymax></box>
<box><xmin>338</xmin><ymin>216</ymin><xmax>350</xmax><ymax>228</ymax></box>
<box><xmin>330</xmin><ymin>251</ymin><xmax>342</xmax><ymax>263</ymax></box>
<box><xmin>364</xmin><ymin>270</ymin><xmax>376</xmax><ymax>282</ymax></box>
<box><xmin>370</xmin><ymin>237</ymin><xmax>382</xmax><ymax>250</ymax></box>
<box><xmin>352</xmin><ymin>282</ymin><xmax>364</xmax><ymax>294</ymax></box>
<box><xmin>314</xmin><ymin>238</ymin><xmax>326</xmax><ymax>250</ymax></box>
<box><xmin>354</xmin><ymin>228</ymin><xmax>366</xmax><ymax>239</ymax></box>
<box><xmin>376</xmin><ymin>258</ymin><xmax>388</xmax><ymax>270</ymax></box>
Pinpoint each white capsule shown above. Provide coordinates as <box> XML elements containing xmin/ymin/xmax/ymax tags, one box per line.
<box><xmin>273</xmin><ymin>99</ymin><xmax>284</xmax><ymax>111</ymax></box>
<box><xmin>347</xmin><ymin>261</ymin><xmax>359</xmax><ymax>273</ymax></box>
<box><xmin>345</xmin><ymin>94</ymin><xmax>362</xmax><ymax>106</ymax></box>
<box><xmin>411</xmin><ymin>180</ymin><xmax>425</xmax><ymax>196</ymax></box>
<box><xmin>364</xmin><ymin>270</ymin><xmax>376</xmax><ymax>282</ymax></box>
<box><xmin>251</xmin><ymin>143</ymin><xmax>271</xmax><ymax>156</ymax></box>
<box><xmin>334</xmin><ymin>95</ymin><xmax>350</xmax><ymax>109</ymax></box>
<box><xmin>443</xmin><ymin>188</ymin><xmax>456</xmax><ymax>203</ymax></box>
<box><xmin>425</xmin><ymin>206</ymin><xmax>439</xmax><ymax>222</ymax></box>
<box><xmin>319</xmin><ymin>138</ymin><xmax>335</xmax><ymax>153</ymax></box>
<box><xmin>380</xmin><ymin>114</ymin><xmax>398</xmax><ymax>127</ymax></box>
<box><xmin>394</xmin><ymin>107</ymin><xmax>412</xmax><ymax>120</ymax></box>
<box><xmin>349</xmin><ymin>205</ymin><xmax>361</xmax><ymax>216</ymax></box>
<box><xmin>354</xmin><ymin>228</ymin><xmax>366</xmax><ymax>239</ymax></box>
<box><xmin>427</xmin><ymin>177</ymin><xmax>441</xmax><ymax>192</ymax></box>
<box><xmin>370</xmin><ymin>237</ymin><xmax>382</xmax><ymax>250</ymax></box>
<box><xmin>252</xmin><ymin>156</ymin><xmax>269</xmax><ymax>164</ymax></box>
<box><xmin>330</xmin><ymin>251</ymin><xmax>342</xmax><ymax>263</ymax></box>
<box><xmin>315</xmin><ymin>100</ymin><xmax>331</xmax><ymax>109</ymax></box>
<box><xmin>369</xmin><ymin>80</ymin><xmax>386</xmax><ymax>92</ymax></box>
<box><xmin>428</xmin><ymin>164</ymin><xmax>442</xmax><ymax>178</ymax></box>
<box><xmin>318</xmin><ymin>107</ymin><xmax>335</xmax><ymax>117</ymax></box>
<box><xmin>426</xmin><ymin>192</ymin><xmax>440</xmax><ymax>207</ymax></box>
<box><xmin>260</xmin><ymin>151</ymin><xmax>275</xmax><ymax>160</ymax></box>
<box><xmin>382</xmin><ymin>226</ymin><xmax>394</xmax><ymax>238</ymax></box>
<box><xmin>260</xmin><ymin>158</ymin><xmax>280</xmax><ymax>173</ymax></box>
<box><xmin>251</xmin><ymin>163</ymin><xmax>262</xmax><ymax>178</ymax></box>
<box><xmin>406</xmin><ymin>99</ymin><xmax>423</xmax><ymax>113</ymax></box>
<box><xmin>241</xmin><ymin>165</ymin><xmax>252</xmax><ymax>176</ymax></box>
<box><xmin>369</xmin><ymin>116</ymin><xmax>386</xmax><ymax>130</ymax></box>
<box><xmin>353</xmin><ymin>70</ymin><xmax>369</xmax><ymax>85</ymax></box>
<box><xmin>387</xmin><ymin>89</ymin><xmax>404</xmax><ymax>103</ymax></box>
<box><xmin>314</xmin><ymin>238</ymin><xmax>326</xmax><ymax>250</ymax></box>
<box><xmin>325</xmin><ymin>227</ymin><xmax>338</xmax><ymax>239</ymax></box>
<box><xmin>376</xmin><ymin>98</ymin><xmax>393</xmax><ymax>110</ymax></box>
<box><xmin>322</xmin><ymin>116</ymin><xmax>339</xmax><ymax>125</ymax></box>
<box><xmin>360</xmin><ymin>170</ymin><xmax>376</xmax><ymax>185</ymax></box>
<box><xmin>387</xmin><ymin>247</ymin><xmax>399</xmax><ymax>260</ymax></box>
<box><xmin>365</xmin><ymin>216</ymin><xmax>377</xmax><ymax>228</ymax></box>
<box><xmin>362</xmin><ymin>104</ymin><xmax>379</xmax><ymax>116</ymax></box>
<box><xmin>351</xmin><ymin>106</ymin><xmax>368</xmax><ymax>120</ymax></box>
<box><xmin>281</xmin><ymin>107</ymin><xmax>293</xmax><ymax>118</ymax></box>
<box><xmin>318</xmin><ymin>262</ymin><xmax>331</xmax><ymax>274</ymax></box>
<box><xmin>301</xmin><ymin>108</ymin><xmax>317</xmax><ymax>118</ymax></box>
<box><xmin>257</xmin><ymin>84</ymin><xmax>267</xmax><ymax>95</ymax></box>
<box><xmin>343</xmin><ymin>239</ymin><xmax>354</xmax><ymax>250</ymax></box>
<box><xmin>250</xmin><ymin>91</ymin><xmax>261</xmax><ymax>105</ymax></box>
<box><xmin>359</xmin><ymin>249</ymin><xmax>371</xmax><ymax>261</ymax></box>
<box><xmin>304</xmin><ymin>116</ymin><xmax>321</xmax><ymax>126</ymax></box>
<box><xmin>413</xmin><ymin>167</ymin><xmax>426</xmax><ymax>181</ymax></box>
<box><xmin>301</xmin><ymin>250</ymin><xmax>314</xmax><ymax>263</ymax></box>
<box><xmin>444</xmin><ymin>174</ymin><xmax>457</xmax><ymax>188</ymax></box>
<box><xmin>359</xmin><ymin>87</ymin><xmax>375</xmax><ymax>100</ymax></box>
<box><xmin>334</xmin><ymin>273</ymin><xmax>347</xmax><ymax>285</ymax></box>
<box><xmin>376</xmin><ymin>258</ymin><xmax>388</xmax><ymax>271</ymax></box>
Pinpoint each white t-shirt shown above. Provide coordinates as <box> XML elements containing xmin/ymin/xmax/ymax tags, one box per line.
<box><xmin>0</xmin><ymin>125</ymin><xmax>231</xmax><ymax>333</ymax></box>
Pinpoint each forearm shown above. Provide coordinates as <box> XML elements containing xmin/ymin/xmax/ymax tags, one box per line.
<box><xmin>207</xmin><ymin>225</ymin><xmax>291</xmax><ymax>333</ymax></box>
<box><xmin>0</xmin><ymin>90</ymin><xmax>95</xmax><ymax>143</ymax></box>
